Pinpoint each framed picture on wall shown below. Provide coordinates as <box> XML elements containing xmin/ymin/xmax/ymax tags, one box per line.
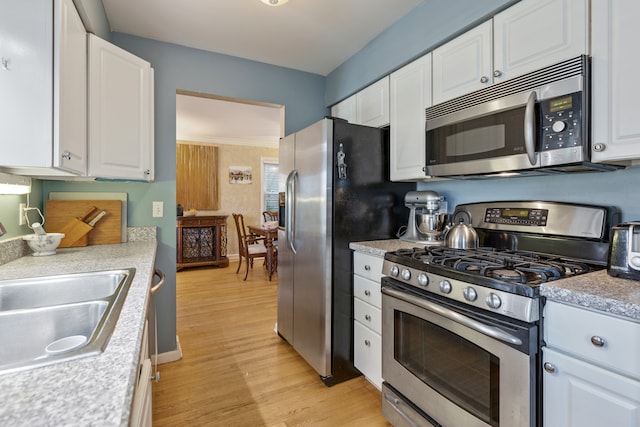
<box><xmin>229</xmin><ymin>166</ymin><xmax>252</xmax><ymax>184</ymax></box>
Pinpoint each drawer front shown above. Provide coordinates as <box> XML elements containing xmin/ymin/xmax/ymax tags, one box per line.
<box><xmin>354</xmin><ymin>275</ymin><xmax>382</xmax><ymax>309</ymax></box>
<box><xmin>353</xmin><ymin>251</ymin><xmax>384</xmax><ymax>281</ymax></box>
<box><xmin>354</xmin><ymin>297</ymin><xmax>382</xmax><ymax>334</ymax></box>
<box><xmin>544</xmin><ymin>301</ymin><xmax>640</xmax><ymax>379</ymax></box>
<box><xmin>354</xmin><ymin>320</ymin><xmax>382</xmax><ymax>390</ymax></box>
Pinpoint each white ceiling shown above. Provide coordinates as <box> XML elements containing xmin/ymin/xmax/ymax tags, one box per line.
<box><xmin>101</xmin><ymin>0</ymin><xmax>424</xmax><ymax>146</ymax></box>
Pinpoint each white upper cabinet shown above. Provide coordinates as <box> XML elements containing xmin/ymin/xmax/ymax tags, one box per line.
<box><xmin>331</xmin><ymin>77</ymin><xmax>390</xmax><ymax>128</ymax></box>
<box><xmin>0</xmin><ymin>0</ymin><xmax>86</xmax><ymax>175</ymax></box>
<box><xmin>432</xmin><ymin>21</ymin><xmax>493</xmax><ymax>105</ymax></box>
<box><xmin>88</xmin><ymin>34</ymin><xmax>154</xmax><ymax>181</ymax></box>
<box><xmin>591</xmin><ymin>0</ymin><xmax>640</xmax><ymax>165</ymax></box>
<box><xmin>390</xmin><ymin>54</ymin><xmax>432</xmax><ymax>181</ymax></box>
<box><xmin>356</xmin><ymin>77</ymin><xmax>389</xmax><ymax>127</ymax></box>
<box><xmin>433</xmin><ymin>0</ymin><xmax>588</xmax><ymax>105</ymax></box>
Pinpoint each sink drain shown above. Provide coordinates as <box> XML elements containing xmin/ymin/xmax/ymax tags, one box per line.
<box><xmin>45</xmin><ymin>335</ymin><xmax>88</xmax><ymax>354</ymax></box>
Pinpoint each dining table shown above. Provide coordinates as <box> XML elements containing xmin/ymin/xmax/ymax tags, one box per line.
<box><xmin>247</xmin><ymin>224</ymin><xmax>278</xmax><ymax>281</ymax></box>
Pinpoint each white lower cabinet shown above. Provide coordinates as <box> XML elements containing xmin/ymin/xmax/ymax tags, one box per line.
<box><xmin>353</xmin><ymin>251</ymin><xmax>384</xmax><ymax>390</ymax></box>
<box><xmin>131</xmin><ymin>320</ymin><xmax>153</xmax><ymax>427</ymax></box>
<box><xmin>543</xmin><ymin>301</ymin><xmax>640</xmax><ymax>427</ymax></box>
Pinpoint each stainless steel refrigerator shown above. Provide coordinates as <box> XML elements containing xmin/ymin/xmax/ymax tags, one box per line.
<box><xmin>277</xmin><ymin>118</ymin><xmax>412</xmax><ymax>386</ymax></box>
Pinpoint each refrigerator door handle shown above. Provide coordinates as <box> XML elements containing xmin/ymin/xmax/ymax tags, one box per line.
<box><xmin>286</xmin><ymin>169</ymin><xmax>298</xmax><ymax>253</ymax></box>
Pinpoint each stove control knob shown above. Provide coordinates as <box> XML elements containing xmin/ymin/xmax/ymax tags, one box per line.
<box><xmin>439</xmin><ymin>280</ymin><xmax>452</xmax><ymax>294</ymax></box>
<box><xmin>390</xmin><ymin>265</ymin><xmax>399</xmax><ymax>277</ymax></box>
<box><xmin>417</xmin><ymin>273</ymin><xmax>429</xmax><ymax>287</ymax></box>
<box><xmin>486</xmin><ymin>293</ymin><xmax>502</xmax><ymax>309</ymax></box>
<box><xmin>401</xmin><ymin>269</ymin><xmax>411</xmax><ymax>281</ymax></box>
<box><xmin>463</xmin><ymin>287</ymin><xmax>477</xmax><ymax>302</ymax></box>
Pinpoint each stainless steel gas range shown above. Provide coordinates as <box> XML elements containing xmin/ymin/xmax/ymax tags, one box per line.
<box><xmin>380</xmin><ymin>201</ymin><xmax>620</xmax><ymax>427</ymax></box>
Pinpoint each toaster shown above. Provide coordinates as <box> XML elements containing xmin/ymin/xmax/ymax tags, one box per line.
<box><xmin>607</xmin><ymin>222</ymin><xmax>640</xmax><ymax>281</ymax></box>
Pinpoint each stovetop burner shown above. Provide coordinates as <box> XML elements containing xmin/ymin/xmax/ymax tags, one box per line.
<box><xmin>409</xmin><ymin>246</ymin><xmax>592</xmax><ymax>285</ymax></box>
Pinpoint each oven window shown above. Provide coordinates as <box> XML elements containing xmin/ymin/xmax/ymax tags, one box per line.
<box><xmin>394</xmin><ymin>311</ymin><xmax>500</xmax><ymax>426</ymax></box>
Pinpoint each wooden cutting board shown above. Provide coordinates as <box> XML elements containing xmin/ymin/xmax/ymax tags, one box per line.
<box><xmin>45</xmin><ymin>200</ymin><xmax>122</xmax><ymax>246</ymax></box>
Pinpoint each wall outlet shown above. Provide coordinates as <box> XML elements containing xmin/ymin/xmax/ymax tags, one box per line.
<box><xmin>18</xmin><ymin>203</ymin><xmax>26</xmax><ymax>226</ymax></box>
<box><xmin>152</xmin><ymin>201</ymin><xmax>164</xmax><ymax>218</ymax></box>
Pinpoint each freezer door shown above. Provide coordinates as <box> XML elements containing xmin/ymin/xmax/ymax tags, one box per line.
<box><xmin>291</xmin><ymin>119</ymin><xmax>333</xmax><ymax>378</ymax></box>
<box><xmin>276</xmin><ymin>133</ymin><xmax>295</xmax><ymax>342</ymax></box>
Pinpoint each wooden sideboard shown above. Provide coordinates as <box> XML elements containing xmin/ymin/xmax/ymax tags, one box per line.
<box><xmin>176</xmin><ymin>215</ymin><xmax>229</xmax><ymax>270</ymax></box>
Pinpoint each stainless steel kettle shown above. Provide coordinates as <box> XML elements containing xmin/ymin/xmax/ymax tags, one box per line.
<box><xmin>607</xmin><ymin>222</ymin><xmax>640</xmax><ymax>281</ymax></box>
<box><xmin>445</xmin><ymin>219</ymin><xmax>479</xmax><ymax>249</ymax></box>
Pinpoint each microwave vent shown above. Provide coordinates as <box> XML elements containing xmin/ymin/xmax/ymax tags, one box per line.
<box><xmin>426</xmin><ymin>55</ymin><xmax>588</xmax><ymax>121</ymax></box>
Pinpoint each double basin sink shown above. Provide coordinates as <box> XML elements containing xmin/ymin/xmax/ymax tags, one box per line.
<box><xmin>0</xmin><ymin>268</ymin><xmax>135</xmax><ymax>375</ymax></box>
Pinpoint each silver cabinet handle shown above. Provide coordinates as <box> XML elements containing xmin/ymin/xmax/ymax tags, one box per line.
<box><xmin>480</xmin><ymin>76</ymin><xmax>489</xmax><ymax>84</ymax></box>
<box><xmin>364</xmin><ymin>339</ymin><xmax>371</xmax><ymax>347</ymax></box>
<box><xmin>365</xmin><ymin>314</ymin><xmax>371</xmax><ymax>321</ymax></box>
<box><xmin>493</xmin><ymin>70</ymin><xmax>502</xmax><ymax>78</ymax></box>
<box><xmin>543</xmin><ymin>362</ymin><xmax>556</xmax><ymax>374</ymax></box>
<box><xmin>593</xmin><ymin>143</ymin><xmax>606</xmax><ymax>152</ymax></box>
<box><xmin>151</xmin><ymin>268</ymin><xmax>165</xmax><ymax>295</ymax></box>
<box><xmin>61</xmin><ymin>151</ymin><xmax>72</xmax><ymax>160</ymax></box>
<box><xmin>364</xmin><ymin>290</ymin><xmax>371</xmax><ymax>296</ymax></box>
<box><xmin>364</xmin><ymin>264</ymin><xmax>371</xmax><ymax>271</ymax></box>
<box><xmin>591</xmin><ymin>336</ymin><xmax>606</xmax><ymax>347</ymax></box>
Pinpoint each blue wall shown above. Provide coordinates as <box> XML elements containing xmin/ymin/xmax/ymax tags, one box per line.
<box><xmin>325</xmin><ymin>0</ymin><xmax>519</xmax><ymax>106</ymax></box>
<box><xmin>44</xmin><ymin>35</ymin><xmax>326</xmax><ymax>354</ymax></box>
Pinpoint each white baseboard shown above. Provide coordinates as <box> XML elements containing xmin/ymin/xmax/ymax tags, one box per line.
<box><xmin>152</xmin><ymin>335</ymin><xmax>183</xmax><ymax>365</ymax></box>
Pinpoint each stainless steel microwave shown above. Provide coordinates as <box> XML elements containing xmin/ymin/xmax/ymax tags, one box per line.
<box><xmin>424</xmin><ymin>56</ymin><xmax>616</xmax><ymax>178</ymax></box>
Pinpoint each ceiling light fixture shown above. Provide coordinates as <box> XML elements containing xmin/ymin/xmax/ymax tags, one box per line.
<box><xmin>261</xmin><ymin>0</ymin><xmax>289</xmax><ymax>6</ymax></box>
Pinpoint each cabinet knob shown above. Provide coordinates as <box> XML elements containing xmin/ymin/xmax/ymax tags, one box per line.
<box><xmin>591</xmin><ymin>335</ymin><xmax>606</xmax><ymax>347</ymax></box>
<box><xmin>493</xmin><ymin>70</ymin><xmax>503</xmax><ymax>78</ymax></box>
<box><xmin>144</xmin><ymin>169</ymin><xmax>151</xmax><ymax>175</ymax></box>
<box><xmin>364</xmin><ymin>339</ymin><xmax>371</xmax><ymax>347</ymax></box>
<box><xmin>61</xmin><ymin>151</ymin><xmax>72</xmax><ymax>160</ymax></box>
<box><xmin>365</xmin><ymin>314</ymin><xmax>371</xmax><ymax>321</ymax></box>
<box><xmin>1</xmin><ymin>57</ymin><xmax>9</xmax><ymax>71</ymax></box>
<box><xmin>543</xmin><ymin>362</ymin><xmax>556</xmax><ymax>374</ymax></box>
<box><xmin>364</xmin><ymin>264</ymin><xmax>371</xmax><ymax>271</ymax></box>
<box><xmin>593</xmin><ymin>143</ymin><xmax>606</xmax><ymax>152</ymax></box>
<box><xmin>364</xmin><ymin>290</ymin><xmax>371</xmax><ymax>296</ymax></box>
<box><xmin>480</xmin><ymin>76</ymin><xmax>489</xmax><ymax>84</ymax></box>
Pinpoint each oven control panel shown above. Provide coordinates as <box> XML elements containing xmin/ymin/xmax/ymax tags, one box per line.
<box><xmin>484</xmin><ymin>208</ymin><xmax>548</xmax><ymax>227</ymax></box>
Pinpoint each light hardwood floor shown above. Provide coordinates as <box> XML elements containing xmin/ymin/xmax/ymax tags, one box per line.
<box><xmin>152</xmin><ymin>262</ymin><xmax>391</xmax><ymax>427</ymax></box>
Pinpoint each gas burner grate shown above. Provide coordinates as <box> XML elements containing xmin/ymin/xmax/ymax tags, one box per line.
<box><xmin>403</xmin><ymin>246</ymin><xmax>593</xmax><ymax>285</ymax></box>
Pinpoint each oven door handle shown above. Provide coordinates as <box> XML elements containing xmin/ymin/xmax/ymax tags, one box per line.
<box><xmin>382</xmin><ymin>286</ymin><xmax>523</xmax><ymax>346</ymax></box>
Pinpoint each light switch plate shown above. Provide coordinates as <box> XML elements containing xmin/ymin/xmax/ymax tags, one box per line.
<box><xmin>152</xmin><ymin>201</ymin><xmax>164</xmax><ymax>218</ymax></box>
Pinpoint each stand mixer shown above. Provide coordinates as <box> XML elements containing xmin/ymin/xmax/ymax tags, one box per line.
<box><xmin>399</xmin><ymin>191</ymin><xmax>448</xmax><ymax>244</ymax></box>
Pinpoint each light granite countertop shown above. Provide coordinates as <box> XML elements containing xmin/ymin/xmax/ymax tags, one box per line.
<box><xmin>541</xmin><ymin>269</ymin><xmax>640</xmax><ymax>322</ymax></box>
<box><xmin>0</xmin><ymin>236</ymin><xmax>157</xmax><ymax>426</ymax></box>
<box><xmin>350</xmin><ymin>240</ymin><xmax>640</xmax><ymax>323</ymax></box>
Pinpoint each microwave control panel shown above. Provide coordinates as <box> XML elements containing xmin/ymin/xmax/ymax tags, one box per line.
<box><xmin>539</xmin><ymin>92</ymin><xmax>582</xmax><ymax>151</ymax></box>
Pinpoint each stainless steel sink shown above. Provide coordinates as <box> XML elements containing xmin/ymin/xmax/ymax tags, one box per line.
<box><xmin>0</xmin><ymin>269</ymin><xmax>132</xmax><ymax>311</ymax></box>
<box><xmin>0</xmin><ymin>268</ymin><xmax>135</xmax><ymax>375</ymax></box>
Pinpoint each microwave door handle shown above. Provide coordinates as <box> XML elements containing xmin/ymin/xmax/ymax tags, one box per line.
<box><xmin>524</xmin><ymin>91</ymin><xmax>538</xmax><ymax>166</ymax></box>
<box><xmin>382</xmin><ymin>286</ymin><xmax>523</xmax><ymax>345</ymax></box>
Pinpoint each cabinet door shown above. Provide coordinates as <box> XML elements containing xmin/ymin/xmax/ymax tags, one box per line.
<box><xmin>354</xmin><ymin>321</ymin><xmax>382</xmax><ymax>390</ymax></box>
<box><xmin>543</xmin><ymin>347</ymin><xmax>640</xmax><ymax>427</ymax></box>
<box><xmin>0</xmin><ymin>0</ymin><xmax>53</xmax><ymax>168</ymax></box>
<box><xmin>55</xmin><ymin>0</ymin><xmax>87</xmax><ymax>174</ymax></box>
<box><xmin>493</xmin><ymin>0</ymin><xmax>587</xmax><ymax>84</ymax></box>
<box><xmin>330</xmin><ymin>95</ymin><xmax>356</xmax><ymax>123</ymax></box>
<box><xmin>390</xmin><ymin>54</ymin><xmax>431</xmax><ymax>181</ymax></box>
<box><xmin>357</xmin><ymin>77</ymin><xmax>389</xmax><ymax>127</ymax></box>
<box><xmin>591</xmin><ymin>0</ymin><xmax>640</xmax><ymax>164</ymax></box>
<box><xmin>88</xmin><ymin>34</ymin><xmax>154</xmax><ymax>181</ymax></box>
<box><xmin>432</xmin><ymin>20</ymin><xmax>492</xmax><ymax>105</ymax></box>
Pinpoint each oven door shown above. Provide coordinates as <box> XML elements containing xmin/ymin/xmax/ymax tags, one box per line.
<box><xmin>381</xmin><ymin>279</ymin><xmax>536</xmax><ymax>427</ymax></box>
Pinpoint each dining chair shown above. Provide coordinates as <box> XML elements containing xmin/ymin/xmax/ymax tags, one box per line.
<box><xmin>232</xmin><ymin>213</ymin><xmax>268</xmax><ymax>280</ymax></box>
<box><xmin>262</xmin><ymin>211</ymin><xmax>279</xmax><ymax>222</ymax></box>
